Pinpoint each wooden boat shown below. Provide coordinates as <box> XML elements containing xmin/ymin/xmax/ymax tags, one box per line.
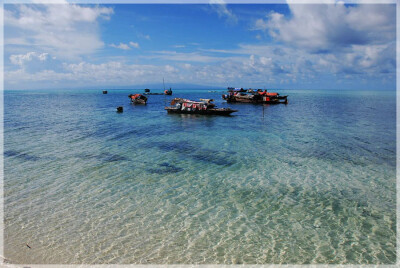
<box><xmin>222</xmin><ymin>90</ymin><xmax>288</xmax><ymax>104</ymax></box>
<box><xmin>129</xmin><ymin>94</ymin><xmax>148</xmax><ymax>104</ymax></box>
<box><xmin>223</xmin><ymin>92</ymin><xmax>261</xmax><ymax>103</ymax></box>
<box><xmin>165</xmin><ymin>98</ymin><xmax>237</xmax><ymax>116</ymax></box>
<box><xmin>144</xmin><ymin>88</ymin><xmax>150</xmax><ymax>93</ymax></box>
<box><xmin>102</xmin><ymin>90</ymin><xmax>108</xmax><ymax>94</ymax></box>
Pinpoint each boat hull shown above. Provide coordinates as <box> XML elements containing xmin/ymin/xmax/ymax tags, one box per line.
<box><xmin>131</xmin><ymin>99</ymin><xmax>147</xmax><ymax>104</ymax></box>
<box><xmin>129</xmin><ymin>93</ymin><xmax>148</xmax><ymax>104</ymax></box>
<box><xmin>165</xmin><ymin>107</ymin><xmax>237</xmax><ymax>116</ymax></box>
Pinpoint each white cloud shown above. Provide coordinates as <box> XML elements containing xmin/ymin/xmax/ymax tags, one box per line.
<box><xmin>5</xmin><ymin>47</ymin><xmax>394</xmax><ymax>90</ymax></box>
<box><xmin>202</xmin><ymin>41</ymin><xmax>395</xmax><ymax>76</ymax></box>
<box><xmin>129</xmin><ymin>42</ymin><xmax>140</xmax><ymax>48</ymax></box>
<box><xmin>38</xmin><ymin>53</ymin><xmax>49</xmax><ymax>61</ymax></box>
<box><xmin>8</xmin><ymin>51</ymin><xmax>64</xmax><ymax>74</ymax></box>
<box><xmin>4</xmin><ymin>3</ymin><xmax>394</xmax><ymax>90</ymax></box>
<box><xmin>0</xmin><ymin>47</ymin><xmax>316</xmax><ymax>87</ymax></box>
<box><xmin>10</xmin><ymin>52</ymin><xmax>42</xmax><ymax>66</ymax></box>
<box><xmin>5</xmin><ymin>4</ymin><xmax>113</xmax><ymax>60</ymax></box>
<box><xmin>110</xmin><ymin>43</ymin><xmax>131</xmax><ymax>50</ymax></box>
<box><xmin>245</xmin><ymin>3</ymin><xmax>395</xmax><ymax>82</ymax></box>
<box><xmin>183</xmin><ymin>63</ymin><xmax>192</xmax><ymax>69</ymax></box>
<box><xmin>253</xmin><ymin>18</ymin><xmax>268</xmax><ymax>31</ymax></box>
<box><xmin>209</xmin><ymin>0</ymin><xmax>238</xmax><ymax>25</ymax></box>
<box><xmin>110</xmin><ymin>42</ymin><xmax>139</xmax><ymax>50</ymax></box>
<box><xmin>258</xmin><ymin>4</ymin><xmax>395</xmax><ymax>53</ymax></box>
<box><xmin>137</xmin><ymin>33</ymin><xmax>151</xmax><ymax>40</ymax></box>
<box><xmin>5</xmin><ymin>60</ymin><xmax>184</xmax><ymax>89</ymax></box>
<box><xmin>165</xmin><ymin>65</ymin><xmax>178</xmax><ymax>73</ymax></box>
<box><xmin>9</xmin><ymin>52</ymin><xmax>56</xmax><ymax>72</ymax></box>
<box><xmin>146</xmin><ymin>51</ymin><xmax>225</xmax><ymax>63</ymax></box>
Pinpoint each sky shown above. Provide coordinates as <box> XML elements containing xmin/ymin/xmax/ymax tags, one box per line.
<box><xmin>3</xmin><ymin>1</ymin><xmax>396</xmax><ymax>90</ymax></box>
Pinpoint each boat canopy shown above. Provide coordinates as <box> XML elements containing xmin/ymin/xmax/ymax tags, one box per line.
<box><xmin>130</xmin><ymin>94</ymin><xmax>141</xmax><ymax>99</ymax></box>
<box><xmin>130</xmin><ymin>94</ymin><xmax>147</xmax><ymax>100</ymax></box>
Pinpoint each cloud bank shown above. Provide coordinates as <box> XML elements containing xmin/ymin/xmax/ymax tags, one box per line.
<box><xmin>262</xmin><ymin>4</ymin><xmax>395</xmax><ymax>53</ymax></box>
<box><xmin>4</xmin><ymin>3</ymin><xmax>396</xmax><ymax>90</ymax></box>
<box><xmin>5</xmin><ymin>4</ymin><xmax>114</xmax><ymax>59</ymax></box>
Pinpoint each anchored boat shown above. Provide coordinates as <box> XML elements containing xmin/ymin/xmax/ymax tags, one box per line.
<box><xmin>222</xmin><ymin>90</ymin><xmax>288</xmax><ymax>104</ymax></box>
<box><xmin>165</xmin><ymin>98</ymin><xmax>237</xmax><ymax>116</ymax></box>
<box><xmin>129</xmin><ymin>94</ymin><xmax>148</xmax><ymax>104</ymax></box>
<box><xmin>164</xmin><ymin>88</ymin><xmax>173</xmax><ymax>95</ymax></box>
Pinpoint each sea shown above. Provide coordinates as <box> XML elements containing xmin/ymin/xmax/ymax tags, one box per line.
<box><xmin>3</xmin><ymin>88</ymin><xmax>396</xmax><ymax>264</ymax></box>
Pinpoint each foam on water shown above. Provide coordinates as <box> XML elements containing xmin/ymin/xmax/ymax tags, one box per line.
<box><xmin>3</xmin><ymin>89</ymin><xmax>396</xmax><ymax>264</ymax></box>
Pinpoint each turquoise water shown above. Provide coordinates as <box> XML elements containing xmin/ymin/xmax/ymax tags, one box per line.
<box><xmin>3</xmin><ymin>89</ymin><xmax>396</xmax><ymax>264</ymax></box>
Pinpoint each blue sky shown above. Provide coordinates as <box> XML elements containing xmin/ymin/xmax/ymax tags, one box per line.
<box><xmin>4</xmin><ymin>1</ymin><xmax>396</xmax><ymax>90</ymax></box>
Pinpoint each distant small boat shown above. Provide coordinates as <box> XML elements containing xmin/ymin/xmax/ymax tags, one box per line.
<box><xmin>103</xmin><ymin>90</ymin><xmax>108</xmax><ymax>94</ymax></box>
<box><xmin>162</xmin><ymin>78</ymin><xmax>172</xmax><ymax>95</ymax></box>
<box><xmin>129</xmin><ymin>94</ymin><xmax>148</xmax><ymax>104</ymax></box>
<box><xmin>164</xmin><ymin>88</ymin><xmax>173</xmax><ymax>95</ymax></box>
<box><xmin>144</xmin><ymin>88</ymin><xmax>150</xmax><ymax>93</ymax></box>
<box><xmin>116</xmin><ymin>106</ymin><xmax>123</xmax><ymax>113</ymax></box>
<box><xmin>165</xmin><ymin>98</ymin><xmax>237</xmax><ymax>116</ymax></box>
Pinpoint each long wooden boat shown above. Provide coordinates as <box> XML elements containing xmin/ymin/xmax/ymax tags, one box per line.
<box><xmin>165</xmin><ymin>98</ymin><xmax>237</xmax><ymax>116</ymax></box>
<box><xmin>222</xmin><ymin>90</ymin><xmax>288</xmax><ymax>104</ymax></box>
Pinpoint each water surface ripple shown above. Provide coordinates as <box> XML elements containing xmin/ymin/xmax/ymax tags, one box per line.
<box><xmin>4</xmin><ymin>89</ymin><xmax>396</xmax><ymax>264</ymax></box>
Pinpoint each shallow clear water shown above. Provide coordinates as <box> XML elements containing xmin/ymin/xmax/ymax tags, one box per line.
<box><xmin>3</xmin><ymin>88</ymin><xmax>396</xmax><ymax>264</ymax></box>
